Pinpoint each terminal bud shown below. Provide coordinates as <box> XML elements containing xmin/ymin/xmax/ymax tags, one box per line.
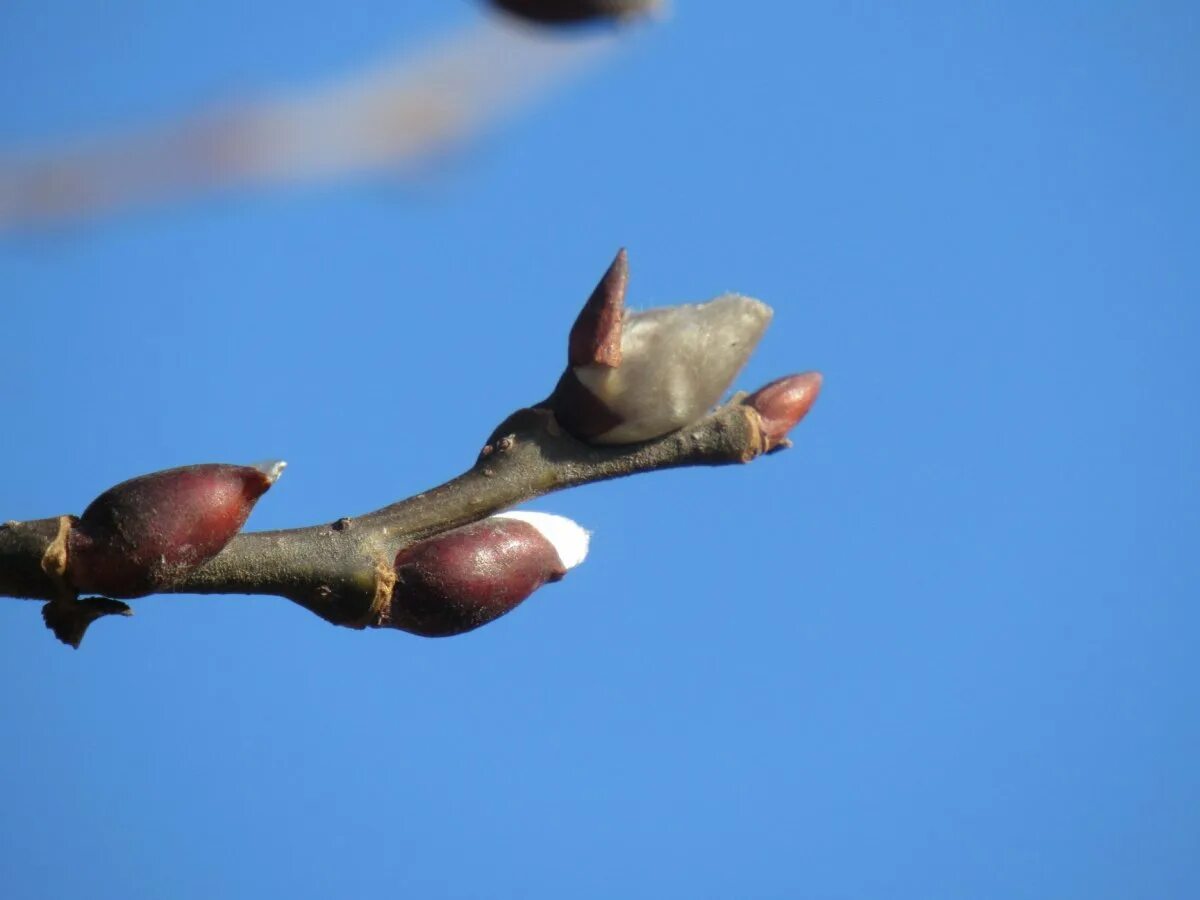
<box><xmin>746</xmin><ymin>372</ymin><xmax>823</xmax><ymax>451</ymax></box>
<box><xmin>383</xmin><ymin>511</ymin><xmax>589</xmax><ymax>637</ymax></box>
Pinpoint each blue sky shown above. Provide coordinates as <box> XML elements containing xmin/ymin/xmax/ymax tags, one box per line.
<box><xmin>1</xmin><ymin>2</ymin><xmax>1198</xmax><ymax>898</ymax></box>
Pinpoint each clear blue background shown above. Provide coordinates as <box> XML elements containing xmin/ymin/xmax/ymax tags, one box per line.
<box><xmin>2</xmin><ymin>2</ymin><xmax>1198</xmax><ymax>898</ymax></box>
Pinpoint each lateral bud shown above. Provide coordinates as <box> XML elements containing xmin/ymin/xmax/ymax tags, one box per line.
<box><xmin>42</xmin><ymin>596</ymin><xmax>133</xmax><ymax>649</ymax></box>
<box><xmin>380</xmin><ymin>511</ymin><xmax>589</xmax><ymax>637</ymax></box>
<box><xmin>67</xmin><ymin>461</ymin><xmax>284</xmax><ymax>599</ymax></box>
<box><xmin>548</xmin><ymin>249</ymin><xmax>773</xmax><ymax>444</ymax></box>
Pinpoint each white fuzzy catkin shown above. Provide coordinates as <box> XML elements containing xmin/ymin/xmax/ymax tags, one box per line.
<box><xmin>493</xmin><ymin>511</ymin><xmax>590</xmax><ymax>570</ymax></box>
<box><xmin>573</xmin><ymin>294</ymin><xmax>772</xmax><ymax>443</ymax></box>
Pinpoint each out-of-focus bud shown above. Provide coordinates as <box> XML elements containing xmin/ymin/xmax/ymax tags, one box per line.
<box><xmin>548</xmin><ymin>249</ymin><xmax>772</xmax><ymax>444</ymax></box>
<box><xmin>383</xmin><ymin>511</ymin><xmax>589</xmax><ymax>637</ymax></box>
<box><xmin>67</xmin><ymin>461</ymin><xmax>285</xmax><ymax>599</ymax></box>
<box><xmin>489</xmin><ymin>0</ymin><xmax>661</xmax><ymax>25</ymax></box>
<box><xmin>746</xmin><ymin>372</ymin><xmax>824</xmax><ymax>451</ymax></box>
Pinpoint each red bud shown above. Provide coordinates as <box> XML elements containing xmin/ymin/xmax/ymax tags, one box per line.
<box><xmin>67</xmin><ymin>461</ymin><xmax>284</xmax><ymax>598</ymax></box>
<box><xmin>568</xmin><ymin>248</ymin><xmax>626</xmax><ymax>369</ymax></box>
<box><xmin>746</xmin><ymin>372</ymin><xmax>823</xmax><ymax>451</ymax></box>
<box><xmin>489</xmin><ymin>0</ymin><xmax>660</xmax><ymax>25</ymax></box>
<box><xmin>384</xmin><ymin>512</ymin><xmax>588</xmax><ymax>637</ymax></box>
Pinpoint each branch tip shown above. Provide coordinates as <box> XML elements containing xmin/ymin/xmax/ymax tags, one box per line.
<box><xmin>745</xmin><ymin>372</ymin><xmax>823</xmax><ymax>452</ymax></box>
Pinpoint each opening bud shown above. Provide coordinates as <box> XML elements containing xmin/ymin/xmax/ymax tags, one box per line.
<box><xmin>384</xmin><ymin>511</ymin><xmax>589</xmax><ymax>637</ymax></box>
<box><xmin>549</xmin><ymin>250</ymin><xmax>772</xmax><ymax>444</ymax></box>
<box><xmin>67</xmin><ymin>461</ymin><xmax>284</xmax><ymax>598</ymax></box>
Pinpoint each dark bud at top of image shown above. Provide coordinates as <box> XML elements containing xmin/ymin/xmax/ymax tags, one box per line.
<box><xmin>489</xmin><ymin>0</ymin><xmax>661</xmax><ymax>26</ymax></box>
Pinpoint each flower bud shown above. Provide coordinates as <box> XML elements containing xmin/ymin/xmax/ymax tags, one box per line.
<box><xmin>549</xmin><ymin>249</ymin><xmax>772</xmax><ymax>444</ymax></box>
<box><xmin>383</xmin><ymin>511</ymin><xmax>589</xmax><ymax>637</ymax></box>
<box><xmin>67</xmin><ymin>461</ymin><xmax>284</xmax><ymax>598</ymax></box>
<box><xmin>489</xmin><ymin>0</ymin><xmax>661</xmax><ymax>25</ymax></box>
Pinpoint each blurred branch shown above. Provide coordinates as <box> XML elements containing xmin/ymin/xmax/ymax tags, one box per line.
<box><xmin>0</xmin><ymin>17</ymin><xmax>629</xmax><ymax>229</ymax></box>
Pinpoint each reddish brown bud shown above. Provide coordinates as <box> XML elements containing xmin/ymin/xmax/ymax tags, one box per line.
<box><xmin>746</xmin><ymin>372</ymin><xmax>823</xmax><ymax>451</ymax></box>
<box><xmin>568</xmin><ymin>247</ymin><xmax>626</xmax><ymax>369</ymax></box>
<box><xmin>67</xmin><ymin>461</ymin><xmax>284</xmax><ymax>598</ymax></box>
<box><xmin>384</xmin><ymin>511</ymin><xmax>588</xmax><ymax>637</ymax></box>
<box><xmin>489</xmin><ymin>0</ymin><xmax>661</xmax><ymax>25</ymax></box>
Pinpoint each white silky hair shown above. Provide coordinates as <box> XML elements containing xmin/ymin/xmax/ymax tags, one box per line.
<box><xmin>574</xmin><ymin>294</ymin><xmax>772</xmax><ymax>443</ymax></box>
<box><xmin>493</xmin><ymin>511</ymin><xmax>590</xmax><ymax>570</ymax></box>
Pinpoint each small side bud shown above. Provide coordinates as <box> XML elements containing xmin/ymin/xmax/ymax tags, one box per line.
<box><xmin>746</xmin><ymin>372</ymin><xmax>823</xmax><ymax>451</ymax></box>
<box><xmin>489</xmin><ymin>0</ymin><xmax>661</xmax><ymax>25</ymax></box>
<box><xmin>549</xmin><ymin>251</ymin><xmax>773</xmax><ymax>444</ymax></box>
<box><xmin>42</xmin><ymin>597</ymin><xmax>133</xmax><ymax>649</ymax></box>
<box><xmin>67</xmin><ymin>462</ymin><xmax>283</xmax><ymax>598</ymax></box>
<box><xmin>253</xmin><ymin>459</ymin><xmax>288</xmax><ymax>484</ymax></box>
<box><xmin>383</xmin><ymin>511</ymin><xmax>589</xmax><ymax>637</ymax></box>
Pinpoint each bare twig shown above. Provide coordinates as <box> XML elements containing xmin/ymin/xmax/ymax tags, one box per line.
<box><xmin>0</xmin><ymin>397</ymin><xmax>775</xmax><ymax>626</ymax></box>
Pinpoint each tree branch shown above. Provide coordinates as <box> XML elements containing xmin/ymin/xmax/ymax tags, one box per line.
<box><xmin>3</xmin><ymin>248</ymin><xmax>823</xmax><ymax>648</ymax></box>
<box><xmin>0</xmin><ymin>397</ymin><xmax>774</xmax><ymax>627</ymax></box>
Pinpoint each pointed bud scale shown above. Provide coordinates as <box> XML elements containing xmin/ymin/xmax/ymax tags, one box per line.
<box><xmin>490</xmin><ymin>0</ymin><xmax>661</xmax><ymax>25</ymax></box>
<box><xmin>569</xmin><ymin>247</ymin><xmax>626</xmax><ymax>369</ymax></box>
<box><xmin>384</xmin><ymin>511</ymin><xmax>589</xmax><ymax>637</ymax></box>
<box><xmin>746</xmin><ymin>372</ymin><xmax>823</xmax><ymax>451</ymax></box>
<box><xmin>67</xmin><ymin>461</ymin><xmax>284</xmax><ymax>598</ymax></box>
<box><xmin>550</xmin><ymin>253</ymin><xmax>773</xmax><ymax>443</ymax></box>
